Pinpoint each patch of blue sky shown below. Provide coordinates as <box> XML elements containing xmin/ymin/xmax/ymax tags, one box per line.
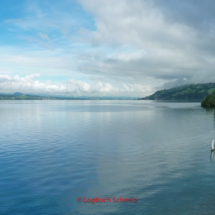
<box><xmin>0</xmin><ymin>0</ymin><xmax>96</xmax><ymax>47</ymax></box>
<box><xmin>0</xmin><ymin>0</ymin><xmax>25</xmax><ymax>20</ymax></box>
<box><xmin>35</xmin><ymin>75</ymin><xmax>69</xmax><ymax>82</ymax></box>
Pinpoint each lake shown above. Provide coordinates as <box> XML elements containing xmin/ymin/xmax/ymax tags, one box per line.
<box><xmin>1</xmin><ymin>100</ymin><xmax>215</xmax><ymax>215</ymax></box>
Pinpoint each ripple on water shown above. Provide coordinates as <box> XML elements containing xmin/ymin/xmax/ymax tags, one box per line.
<box><xmin>1</xmin><ymin>100</ymin><xmax>215</xmax><ymax>215</ymax></box>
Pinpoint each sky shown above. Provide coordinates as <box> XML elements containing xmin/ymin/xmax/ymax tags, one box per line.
<box><xmin>1</xmin><ymin>0</ymin><xmax>215</xmax><ymax>97</ymax></box>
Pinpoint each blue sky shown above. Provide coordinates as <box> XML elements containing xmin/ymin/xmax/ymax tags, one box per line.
<box><xmin>1</xmin><ymin>0</ymin><xmax>215</xmax><ymax>97</ymax></box>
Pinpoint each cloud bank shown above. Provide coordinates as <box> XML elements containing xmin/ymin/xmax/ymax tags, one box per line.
<box><xmin>78</xmin><ymin>0</ymin><xmax>215</xmax><ymax>84</ymax></box>
<box><xmin>0</xmin><ymin>74</ymin><xmax>152</xmax><ymax>97</ymax></box>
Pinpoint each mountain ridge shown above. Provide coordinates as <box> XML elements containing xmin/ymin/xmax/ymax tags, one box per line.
<box><xmin>139</xmin><ymin>83</ymin><xmax>215</xmax><ymax>100</ymax></box>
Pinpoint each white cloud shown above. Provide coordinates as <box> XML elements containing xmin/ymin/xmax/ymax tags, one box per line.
<box><xmin>78</xmin><ymin>0</ymin><xmax>215</xmax><ymax>86</ymax></box>
<box><xmin>37</xmin><ymin>33</ymin><xmax>50</xmax><ymax>41</ymax></box>
<box><xmin>0</xmin><ymin>74</ymin><xmax>65</xmax><ymax>94</ymax></box>
<box><xmin>79</xmin><ymin>0</ymin><xmax>194</xmax><ymax>48</ymax></box>
<box><xmin>0</xmin><ymin>74</ymin><xmax>153</xmax><ymax>97</ymax></box>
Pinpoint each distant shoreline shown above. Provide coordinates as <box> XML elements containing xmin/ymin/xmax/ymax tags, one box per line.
<box><xmin>138</xmin><ymin>99</ymin><xmax>201</xmax><ymax>102</ymax></box>
<box><xmin>0</xmin><ymin>94</ymin><xmax>137</xmax><ymax>100</ymax></box>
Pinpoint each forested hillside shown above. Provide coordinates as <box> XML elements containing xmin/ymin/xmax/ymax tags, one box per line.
<box><xmin>139</xmin><ymin>83</ymin><xmax>215</xmax><ymax>100</ymax></box>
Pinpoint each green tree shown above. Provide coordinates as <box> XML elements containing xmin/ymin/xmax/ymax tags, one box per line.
<box><xmin>201</xmin><ymin>91</ymin><xmax>215</xmax><ymax>107</ymax></box>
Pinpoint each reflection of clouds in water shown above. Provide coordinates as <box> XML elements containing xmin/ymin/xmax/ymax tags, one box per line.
<box><xmin>77</xmin><ymin>103</ymin><xmax>208</xmax><ymax>214</ymax></box>
<box><xmin>2</xmin><ymin>100</ymin><xmax>215</xmax><ymax>214</ymax></box>
<box><xmin>0</xmin><ymin>101</ymin><xmax>44</xmax><ymax>147</ymax></box>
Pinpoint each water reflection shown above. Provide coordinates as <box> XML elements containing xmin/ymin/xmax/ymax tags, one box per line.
<box><xmin>203</xmin><ymin>107</ymin><xmax>215</xmax><ymax>113</ymax></box>
<box><xmin>2</xmin><ymin>100</ymin><xmax>215</xmax><ymax>215</ymax></box>
<box><xmin>211</xmin><ymin>151</ymin><xmax>214</xmax><ymax>162</ymax></box>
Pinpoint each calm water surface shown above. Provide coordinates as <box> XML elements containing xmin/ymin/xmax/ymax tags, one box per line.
<box><xmin>1</xmin><ymin>100</ymin><xmax>215</xmax><ymax>215</ymax></box>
